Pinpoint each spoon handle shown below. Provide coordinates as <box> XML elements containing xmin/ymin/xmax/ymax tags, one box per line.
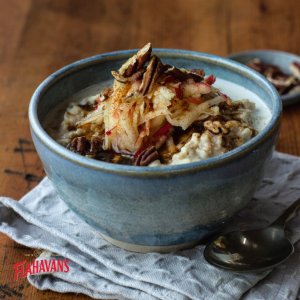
<box><xmin>271</xmin><ymin>197</ymin><xmax>300</xmax><ymax>228</ymax></box>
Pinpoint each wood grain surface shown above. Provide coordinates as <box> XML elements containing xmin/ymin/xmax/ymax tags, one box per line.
<box><xmin>0</xmin><ymin>0</ymin><xmax>300</xmax><ymax>299</ymax></box>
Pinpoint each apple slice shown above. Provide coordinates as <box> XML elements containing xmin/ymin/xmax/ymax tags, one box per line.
<box><xmin>185</xmin><ymin>97</ymin><xmax>204</xmax><ymax>105</ymax></box>
<box><xmin>205</xmin><ymin>74</ymin><xmax>216</xmax><ymax>85</ymax></box>
<box><xmin>182</xmin><ymin>82</ymin><xmax>212</xmax><ymax>98</ymax></box>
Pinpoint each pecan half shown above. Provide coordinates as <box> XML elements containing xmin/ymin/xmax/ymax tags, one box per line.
<box><xmin>187</xmin><ymin>69</ymin><xmax>205</xmax><ymax>81</ymax></box>
<box><xmin>118</xmin><ymin>43</ymin><xmax>152</xmax><ymax>77</ymax></box>
<box><xmin>165</xmin><ymin>66</ymin><xmax>189</xmax><ymax>81</ymax></box>
<box><xmin>139</xmin><ymin>55</ymin><xmax>164</xmax><ymax>96</ymax></box>
<box><xmin>163</xmin><ymin>64</ymin><xmax>172</xmax><ymax>71</ymax></box>
<box><xmin>134</xmin><ymin>145</ymin><xmax>159</xmax><ymax>166</ymax></box>
<box><xmin>132</xmin><ymin>67</ymin><xmax>146</xmax><ymax>82</ymax></box>
<box><xmin>165</xmin><ymin>67</ymin><xmax>204</xmax><ymax>83</ymax></box>
<box><xmin>67</xmin><ymin>136</ymin><xmax>86</xmax><ymax>152</ymax></box>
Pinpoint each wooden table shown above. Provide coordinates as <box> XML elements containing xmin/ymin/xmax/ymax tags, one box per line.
<box><xmin>1</xmin><ymin>0</ymin><xmax>300</xmax><ymax>298</ymax></box>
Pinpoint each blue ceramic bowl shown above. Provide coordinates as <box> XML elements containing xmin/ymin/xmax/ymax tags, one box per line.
<box><xmin>228</xmin><ymin>50</ymin><xmax>300</xmax><ymax>106</ymax></box>
<box><xmin>29</xmin><ymin>49</ymin><xmax>281</xmax><ymax>253</ymax></box>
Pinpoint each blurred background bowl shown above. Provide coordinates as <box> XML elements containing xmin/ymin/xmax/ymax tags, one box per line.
<box><xmin>228</xmin><ymin>50</ymin><xmax>300</xmax><ymax>106</ymax></box>
<box><xmin>29</xmin><ymin>49</ymin><xmax>281</xmax><ymax>253</ymax></box>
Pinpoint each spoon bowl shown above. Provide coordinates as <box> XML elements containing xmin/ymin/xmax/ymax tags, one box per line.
<box><xmin>204</xmin><ymin>227</ymin><xmax>294</xmax><ymax>272</ymax></box>
<box><xmin>204</xmin><ymin>197</ymin><xmax>300</xmax><ymax>272</ymax></box>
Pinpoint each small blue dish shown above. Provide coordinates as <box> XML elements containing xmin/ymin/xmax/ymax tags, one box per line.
<box><xmin>29</xmin><ymin>49</ymin><xmax>281</xmax><ymax>253</ymax></box>
<box><xmin>228</xmin><ymin>50</ymin><xmax>300</xmax><ymax>106</ymax></box>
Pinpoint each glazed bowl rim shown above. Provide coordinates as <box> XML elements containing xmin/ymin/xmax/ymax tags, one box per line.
<box><xmin>29</xmin><ymin>48</ymin><xmax>282</xmax><ymax>177</ymax></box>
<box><xmin>227</xmin><ymin>49</ymin><xmax>300</xmax><ymax>102</ymax></box>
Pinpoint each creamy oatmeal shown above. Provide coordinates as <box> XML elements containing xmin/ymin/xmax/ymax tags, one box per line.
<box><xmin>44</xmin><ymin>43</ymin><xmax>271</xmax><ymax>166</ymax></box>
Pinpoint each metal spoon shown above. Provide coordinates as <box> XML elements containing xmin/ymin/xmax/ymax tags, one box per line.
<box><xmin>204</xmin><ymin>197</ymin><xmax>300</xmax><ymax>272</ymax></box>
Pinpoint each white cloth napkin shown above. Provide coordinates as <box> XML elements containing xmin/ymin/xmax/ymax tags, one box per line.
<box><xmin>0</xmin><ymin>151</ymin><xmax>300</xmax><ymax>300</ymax></box>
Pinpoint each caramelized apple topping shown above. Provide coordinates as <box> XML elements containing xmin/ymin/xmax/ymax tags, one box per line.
<box><xmin>58</xmin><ymin>43</ymin><xmax>260</xmax><ymax>167</ymax></box>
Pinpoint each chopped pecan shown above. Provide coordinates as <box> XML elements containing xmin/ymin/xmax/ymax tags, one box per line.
<box><xmin>139</xmin><ymin>55</ymin><xmax>164</xmax><ymax>96</ymax></box>
<box><xmin>118</xmin><ymin>43</ymin><xmax>152</xmax><ymax>77</ymax></box>
<box><xmin>76</xmin><ymin>136</ymin><xmax>86</xmax><ymax>152</ymax></box>
<box><xmin>67</xmin><ymin>125</ymin><xmax>77</xmax><ymax>131</ymax></box>
<box><xmin>134</xmin><ymin>145</ymin><xmax>159</xmax><ymax>166</ymax></box>
<box><xmin>204</xmin><ymin>120</ymin><xmax>228</xmax><ymax>135</ymax></box>
<box><xmin>132</xmin><ymin>67</ymin><xmax>146</xmax><ymax>82</ymax></box>
<box><xmin>90</xmin><ymin>136</ymin><xmax>102</xmax><ymax>152</ymax></box>
<box><xmin>78</xmin><ymin>102</ymin><xmax>97</xmax><ymax>111</ymax></box>
<box><xmin>67</xmin><ymin>136</ymin><xmax>87</xmax><ymax>152</ymax></box>
<box><xmin>100</xmin><ymin>88</ymin><xmax>113</xmax><ymax>101</ymax></box>
<box><xmin>67</xmin><ymin>138</ymin><xmax>77</xmax><ymax>151</ymax></box>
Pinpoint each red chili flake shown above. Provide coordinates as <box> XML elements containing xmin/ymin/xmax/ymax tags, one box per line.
<box><xmin>106</xmin><ymin>126</ymin><xmax>117</xmax><ymax>136</ymax></box>
<box><xmin>205</xmin><ymin>74</ymin><xmax>216</xmax><ymax>85</ymax></box>
<box><xmin>95</xmin><ymin>105</ymin><xmax>98</xmax><ymax>110</ymax></box>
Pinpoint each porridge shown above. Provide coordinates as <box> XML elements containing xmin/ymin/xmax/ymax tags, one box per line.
<box><xmin>44</xmin><ymin>43</ymin><xmax>271</xmax><ymax>166</ymax></box>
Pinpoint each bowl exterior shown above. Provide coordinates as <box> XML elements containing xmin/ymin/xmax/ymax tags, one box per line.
<box><xmin>29</xmin><ymin>50</ymin><xmax>282</xmax><ymax>248</ymax></box>
<box><xmin>31</xmin><ymin>125</ymin><xmax>279</xmax><ymax>246</ymax></box>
